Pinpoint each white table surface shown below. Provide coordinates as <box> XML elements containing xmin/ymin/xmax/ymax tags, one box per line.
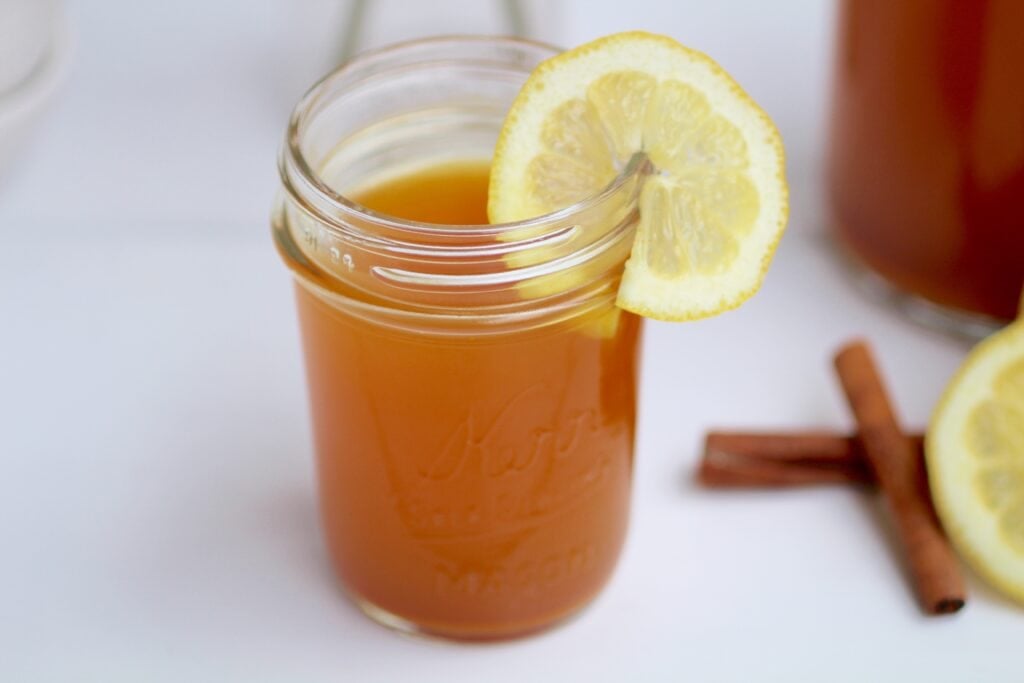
<box><xmin>1</xmin><ymin>1</ymin><xmax>1020</xmax><ymax>681</ymax></box>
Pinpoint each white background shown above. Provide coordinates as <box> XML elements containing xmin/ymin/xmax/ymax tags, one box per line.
<box><xmin>1</xmin><ymin>1</ymin><xmax>1019</xmax><ymax>681</ymax></box>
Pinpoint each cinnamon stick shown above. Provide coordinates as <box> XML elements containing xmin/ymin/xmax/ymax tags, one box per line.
<box><xmin>834</xmin><ymin>340</ymin><xmax>965</xmax><ymax>615</ymax></box>
<box><xmin>700</xmin><ymin>431</ymin><xmax>925</xmax><ymax>488</ymax></box>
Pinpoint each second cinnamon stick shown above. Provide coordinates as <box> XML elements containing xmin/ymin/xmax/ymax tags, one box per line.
<box><xmin>834</xmin><ymin>340</ymin><xmax>966</xmax><ymax>615</ymax></box>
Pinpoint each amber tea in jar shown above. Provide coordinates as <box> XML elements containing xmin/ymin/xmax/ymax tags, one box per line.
<box><xmin>272</xmin><ymin>37</ymin><xmax>644</xmax><ymax>640</ymax></box>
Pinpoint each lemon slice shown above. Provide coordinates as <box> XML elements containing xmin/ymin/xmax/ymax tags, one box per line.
<box><xmin>488</xmin><ymin>31</ymin><xmax>788</xmax><ymax>321</ymax></box>
<box><xmin>927</xmin><ymin>321</ymin><xmax>1024</xmax><ymax>605</ymax></box>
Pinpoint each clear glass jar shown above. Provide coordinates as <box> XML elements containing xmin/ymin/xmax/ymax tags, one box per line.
<box><xmin>272</xmin><ymin>37</ymin><xmax>644</xmax><ymax>641</ymax></box>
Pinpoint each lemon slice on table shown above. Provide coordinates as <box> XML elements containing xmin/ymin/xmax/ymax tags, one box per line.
<box><xmin>488</xmin><ymin>31</ymin><xmax>788</xmax><ymax>321</ymax></box>
<box><xmin>927</xmin><ymin>321</ymin><xmax>1024</xmax><ymax>605</ymax></box>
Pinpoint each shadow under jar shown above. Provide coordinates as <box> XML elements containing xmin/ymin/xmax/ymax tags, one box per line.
<box><xmin>828</xmin><ymin>0</ymin><xmax>1024</xmax><ymax>335</ymax></box>
<box><xmin>272</xmin><ymin>37</ymin><xmax>644</xmax><ymax>641</ymax></box>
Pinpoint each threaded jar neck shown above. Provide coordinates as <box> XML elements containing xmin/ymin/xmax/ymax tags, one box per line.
<box><xmin>274</xmin><ymin>36</ymin><xmax>642</xmax><ymax>335</ymax></box>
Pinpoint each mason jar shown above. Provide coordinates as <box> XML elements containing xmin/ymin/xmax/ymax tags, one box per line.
<box><xmin>272</xmin><ymin>36</ymin><xmax>644</xmax><ymax>640</ymax></box>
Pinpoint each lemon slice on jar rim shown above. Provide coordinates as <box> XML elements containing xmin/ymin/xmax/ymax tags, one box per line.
<box><xmin>488</xmin><ymin>31</ymin><xmax>788</xmax><ymax>322</ymax></box>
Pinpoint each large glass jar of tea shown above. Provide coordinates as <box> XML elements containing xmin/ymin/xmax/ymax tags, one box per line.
<box><xmin>828</xmin><ymin>0</ymin><xmax>1024</xmax><ymax>332</ymax></box>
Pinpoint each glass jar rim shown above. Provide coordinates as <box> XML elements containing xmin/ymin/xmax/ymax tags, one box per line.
<box><xmin>273</xmin><ymin>34</ymin><xmax>645</xmax><ymax>335</ymax></box>
<box><xmin>280</xmin><ymin>34</ymin><xmax>644</xmax><ymax>242</ymax></box>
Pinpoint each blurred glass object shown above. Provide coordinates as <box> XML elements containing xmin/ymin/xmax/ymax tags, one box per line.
<box><xmin>276</xmin><ymin>1</ymin><xmax>562</xmax><ymax>120</ymax></box>
<box><xmin>333</xmin><ymin>0</ymin><xmax>559</xmax><ymax>61</ymax></box>
<box><xmin>827</xmin><ymin>0</ymin><xmax>1024</xmax><ymax>337</ymax></box>
<box><xmin>0</xmin><ymin>0</ymin><xmax>71</xmax><ymax>180</ymax></box>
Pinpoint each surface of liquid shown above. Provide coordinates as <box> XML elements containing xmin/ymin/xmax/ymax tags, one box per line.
<box><xmin>352</xmin><ymin>159</ymin><xmax>492</xmax><ymax>224</ymax></box>
<box><xmin>828</xmin><ymin>0</ymin><xmax>1024</xmax><ymax>322</ymax></box>
<box><xmin>294</xmin><ymin>161</ymin><xmax>641</xmax><ymax>639</ymax></box>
